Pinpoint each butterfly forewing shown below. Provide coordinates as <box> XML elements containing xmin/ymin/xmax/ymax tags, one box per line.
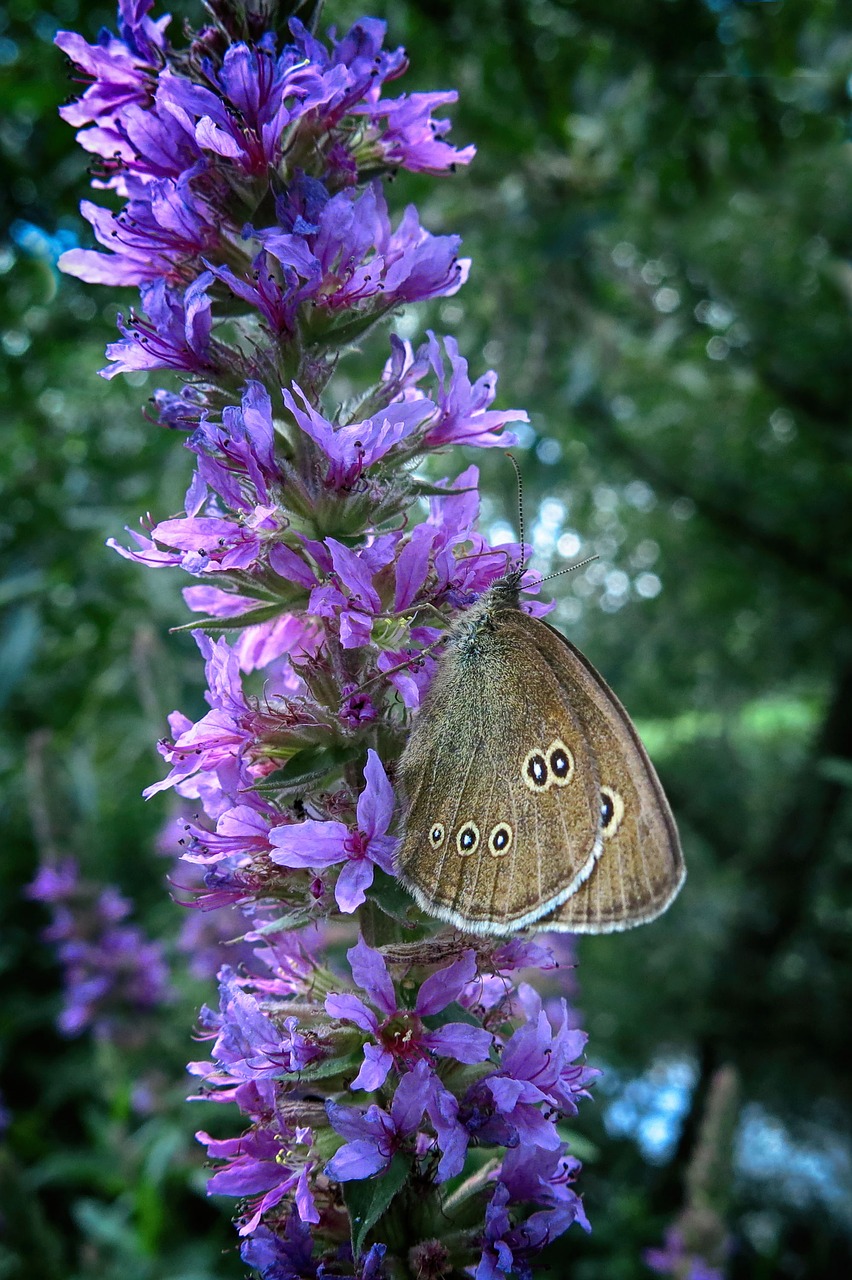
<box><xmin>396</xmin><ymin>612</ymin><xmax>602</xmax><ymax>934</ymax></box>
<box><xmin>530</xmin><ymin>623</ymin><xmax>685</xmax><ymax>932</ymax></box>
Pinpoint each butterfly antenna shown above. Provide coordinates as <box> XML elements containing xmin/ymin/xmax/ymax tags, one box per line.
<box><xmin>531</xmin><ymin>554</ymin><xmax>599</xmax><ymax>589</ymax></box>
<box><xmin>504</xmin><ymin>451</ymin><xmax>526</xmax><ymax>571</ymax></box>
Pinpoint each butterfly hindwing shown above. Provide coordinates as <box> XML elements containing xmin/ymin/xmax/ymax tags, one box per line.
<box><xmin>396</xmin><ymin>610</ymin><xmax>602</xmax><ymax>934</ymax></box>
<box><xmin>530</xmin><ymin>623</ymin><xmax>685</xmax><ymax>932</ymax></box>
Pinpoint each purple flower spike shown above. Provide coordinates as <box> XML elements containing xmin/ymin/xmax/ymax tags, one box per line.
<box><xmin>268</xmin><ymin>751</ymin><xmax>397</xmax><ymax>912</ymax></box>
<box><xmin>55</xmin><ymin>0</ymin><xmax>596</xmax><ymax>1262</ymax></box>
<box><xmin>27</xmin><ymin>857</ymin><xmax>171</xmax><ymax>1040</ymax></box>
<box><xmin>644</xmin><ymin>1228</ymin><xmax>725</xmax><ymax>1280</ymax></box>
<box><xmin>326</xmin><ymin>937</ymin><xmax>493</xmax><ymax>1092</ymax></box>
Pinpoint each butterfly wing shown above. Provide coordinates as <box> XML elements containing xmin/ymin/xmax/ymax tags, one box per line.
<box><xmin>396</xmin><ymin>609</ymin><xmax>603</xmax><ymax>935</ymax></box>
<box><xmin>532</xmin><ymin>623</ymin><xmax>685</xmax><ymax>933</ymax></box>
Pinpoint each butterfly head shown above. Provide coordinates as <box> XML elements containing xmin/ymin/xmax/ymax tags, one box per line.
<box><xmin>488</xmin><ymin>565</ymin><xmax>526</xmax><ymax>604</ymax></box>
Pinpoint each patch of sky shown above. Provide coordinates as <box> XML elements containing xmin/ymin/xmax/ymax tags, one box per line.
<box><xmin>598</xmin><ymin>1056</ymin><xmax>698</xmax><ymax>1164</ymax></box>
<box><xmin>736</xmin><ymin>1106</ymin><xmax>852</xmax><ymax>1229</ymax></box>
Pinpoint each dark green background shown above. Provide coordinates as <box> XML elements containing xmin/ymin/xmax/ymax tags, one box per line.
<box><xmin>1</xmin><ymin>0</ymin><xmax>851</xmax><ymax>1275</ymax></box>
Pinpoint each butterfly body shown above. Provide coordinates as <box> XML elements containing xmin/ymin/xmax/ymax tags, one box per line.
<box><xmin>396</xmin><ymin>572</ymin><xmax>685</xmax><ymax>936</ymax></box>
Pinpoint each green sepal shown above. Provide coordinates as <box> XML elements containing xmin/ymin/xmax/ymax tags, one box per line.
<box><xmin>343</xmin><ymin>1153</ymin><xmax>411</xmax><ymax>1257</ymax></box>
<box><xmin>305</xmin><ymin>305</ymin><xmax>393</xmax><ymax>352</ymax></box>
<box><xmin>251</xmin><ymin>742</ymin><xmax>362</xmax><ymax>797</ymax></box>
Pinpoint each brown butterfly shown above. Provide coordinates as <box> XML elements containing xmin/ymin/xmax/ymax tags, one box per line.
<box><xmin>395</xmin><ymin>568</ymin><xmax>684</xmax><ymax>935</ymax></box>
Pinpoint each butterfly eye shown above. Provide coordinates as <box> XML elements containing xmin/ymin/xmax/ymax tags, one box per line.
<box><xmin>488</xmin><ymin>823</ymin><xmax>513</xmax><ymax>857</ymax></box>
<box><xmin>522</xmin><ymin>748</ymin><xmax>550</xmax><ymax>792</ymax></box>
<box><xmin>547</xmin><ymin>739</ymin><xmax>575</xmax><ymax>786</ymax></box>
<box><xmin>429</xmin><ymin>823</ymin><xmax>445</xmax><ymax>848</ymax></box>
<box><xmin>456</xmin><ymin>822</ymin><xmax>481</xmax><ymax>855</ymax></box>
<box><xmin>600</xmin><ymin>786</ymin><xmax>625</xmax><ymax>838</ymax></box>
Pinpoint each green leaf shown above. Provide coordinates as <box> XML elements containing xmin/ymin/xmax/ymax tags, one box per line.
<box><xmin>421</xmin><ymin>1000</ymin><xmax>483</xmax><ymax>1031</ymax></box>
<box><xmin>295</xmin><ymin>1050</ymin><xmax>365</xmax><ymax>1083</ymax></box>
<box><xmin>555</xmin><ymin>1125</ymin><xmax>600</xmax><ymax>1163</ymax></box>
<box><xmin>168</xmin><ymin>603</ymin><xmax>292</xmax><ymax>633</ymax></box>
<box><xmin>237</xmin><ymin>908</ymin><xmax>318</xmax><ymax>937</ymax></box>
<box><xmin>408</xmin><ymin>478</ymin><xmax>479</xmax><ymax>498</ymax></box>
<box><xmin>343</xmin><ymin>1153</ymin><xmax>410</xmax><ymax>1257</ymax></box>
<box><xmin>369</xmin><ymin>868</ymin><xmax>425</xmax><ymax>927</ymax></box>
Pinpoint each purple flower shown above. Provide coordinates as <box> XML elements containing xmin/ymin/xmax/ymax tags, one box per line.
<box><xmin>143</xmin><ymin>632</ymin><xmax>263</xmax><ymax>798</ymax></box>
<box><xmin>256</xmin><ymin>181</ymin><xmax>470</xmax><ymax>315</ymax></box>
<box><xmin>325</xmin><ymin>1059</ymin><xmax>431</xmax><ymax>1180</ymax></box>
<box><xmin>55</xmin><ymin>0</ymin><xmax>169</xmax><ymax>134</ymax></box>
<box><xmin>58</xmin><ymin>176</ymin><xmax>221</xmax><ymax>287</ymax></box>
<box><xmin>475</xmin><ymin>1180</ymin><xmax>586</xmax><ymax>1280</ymax></box>
<box><xmin>186</xmin><ymin>380</ymin><xmax>281</xmax><ymax>508</ymax></box>
<box><xmin>375</xmin><ymin>624</ymin><xmax>441</xmax><ymax>710</ymax></box>
<box><xmin>476</xmin><ymin>985</ymin><xmax>598</xmax><ymax>1149</ymax></box>
<box><xmin>240</xmin><ymin>1212</ymin><xmax>320</xmax><ymax>1280</ymax></box>
<box><xmin>307</xmin><ymin>534</ymin><xmax>399</xmax><ymax>649</ymax></box>
<box><xmin>191</xmin><ymin>965</ymin><xmax>324</xmax><ymax>1084</ymax></box>
<box><xmin>459</xmin><ymin>937</ymin><xmax>560</xmax><ymax>1014</ymax></box>
<box><xmin>283</xmin><ymin>383</ymin><xmax>434</xmax><ymax>491</ymax></box>
<box><xmin>287</xmin><ymin>17</ymin><xmax>406</xmax><ymax>124</ymax></box>
<box><xmin>110</xmin><ymin>500</ymin><xmax>292</xmax><ymax>577</ymax></box>
<box><xmin>387</xmin><ymin>332</ymin><xmax>527</xmax><ymax>449</ymax></box>
<box><xmin>325</xmin><ymin>937</ymin><xmax>493</xmax><ymax>1090</ymax></box>
<box><xmin>159</xmin><ymin>38</ymin><xmax>319</xmax><ymax>175</ymax></box>
<box><xmin>351</xmin><ymin>91</ymin><xmax>476</xmax><ymax>174</ymax></box>
<box><xmin>339</xmin><ymin>682</ymin><xmax>379</xmax><ymax>727</ymax></box>
<box><xmin>394</xmin><ymin>471</ymin><xmax>551</xmax><ymax>615</ymax></box>
<box><xmin>197</xmin><ymin>1121</ymin><xmax>318</xmax><ymax>1235</ymax></box>
<box><xmin>230</xmin><ymin>613</ymin><xmax>321</xmax><ymax>680</ymax></box>
<box><xmin>94</xmin><ymin>72</ymin><xmax>202</xmax><ymax>182</ymax></box>
<box><xmin>358</xmin><ymin>1244</ymin><xmax>388</xmax><ymax>1279</ymax></box>
<box><xmin>101</xmin><ymin>272</ymin><xmax>222</xmax><ymax>377</ymax></box>
<box><xmin>269</xmin><ymin>751</ymin><xmax>396</xmax><ymax>912</ymax></box>
<box><xmin>207</xmin><ymin>251</ymin><xmax>303</xmax><ymax>337</ymax></box>
<box><xmin>499</xmin><ymin>1143</ymin><xmax>589</xmax><ymax>1225</ymax></box>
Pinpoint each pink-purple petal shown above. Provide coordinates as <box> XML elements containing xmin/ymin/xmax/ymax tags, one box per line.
<box><xmin>422</xmin><ymin>1022</ymin><xmax>493</xmax><ymax>1064</ymax></box>
<box><xmin>324</xmin><ymin>992</ymin><xmax>378</xmax><ymax>1034</ymax></box>
<box><xmin>350</xmin><ymin>1042</ymin><xmax>394</xmax><ymax>1092</ymax></box>
<box><xmin>325</xmin><ymin>1138</ymin><xmax>389</xmax><ymax>1182</ymax></box>
<box><xmin>390</xmin><ymin>1062</ymin><xmax>431</xmax><ymax>1133</ymax></box>
<box><xmin>346</xmin><ymin>937</ymin><xmax>397</xmax><ymax>1018</ymax></box>
<box><xmin>268</xmin><ymin>820</ymin><xmax>348</xmax><ymax>868</ymax></box>
<box><xmin>334</xmin><ymin>856</ymin><xmax>374</xmax><ymax>913</ymax></box>
<box><xmin>416</xmin><ymin>948</ymin><xmax>478</xmax><ymax>1016</ymax></box>
<box><xmin>356</xmin><ymin>749</ymin><xmax>394</xmax><ymax>839</ymax></box>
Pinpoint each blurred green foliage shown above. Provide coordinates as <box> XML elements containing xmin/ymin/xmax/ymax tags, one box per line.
<box><xmin>1</xmin><ymin>0</ymin><xmax>851</xmax><ymax>1276</ymax></box>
